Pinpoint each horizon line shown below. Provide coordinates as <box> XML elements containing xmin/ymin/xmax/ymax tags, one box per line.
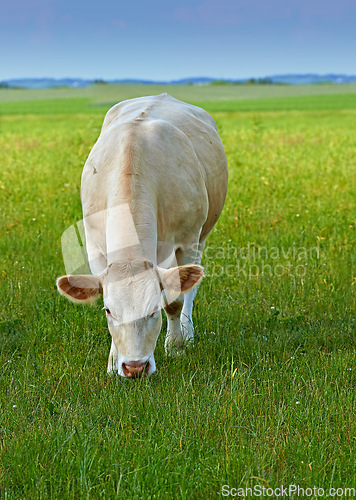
<box><xmin>2</xmin><ymin>72</ymin><xmax>356</xmax><ymax>81</ymax></box>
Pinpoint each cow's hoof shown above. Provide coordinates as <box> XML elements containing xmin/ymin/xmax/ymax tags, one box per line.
<box><xmin>165</xmin><ymin>345</ymin><xmax>186</xmax><ymax>357</ymax></box>
<box><xmin>165</xmin><ymin>336</ymin><xmax>194</xmax><ymax>357</ymax></box>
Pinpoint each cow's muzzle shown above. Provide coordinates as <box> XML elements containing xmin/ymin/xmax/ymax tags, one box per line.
<box><xmin>122</xmin><ymin>360</ymin><xmax>150</xmax><ymax>378</ymax></box>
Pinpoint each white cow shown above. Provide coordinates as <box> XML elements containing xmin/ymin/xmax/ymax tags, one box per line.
<box><xmin>57</xmin><ymin>93</ymin><xmax>228</xmax><ymax>378</ymax></box>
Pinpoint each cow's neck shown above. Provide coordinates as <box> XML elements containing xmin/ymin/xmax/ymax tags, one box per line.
<box><xmin>106</xmin><ymin>188</ymin><xmax>158</xmax><ymax>266</ymax></box>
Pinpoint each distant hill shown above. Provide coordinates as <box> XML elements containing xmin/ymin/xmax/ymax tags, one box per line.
<box><xmin>1</xmin><ymin>74</ymin><xmax>356</xmax><ymax>89</ymax></box>
<box><xmin>266</xmin><ymin>74</ymin><xmax>356</xmax><ymax>85</ymax></box>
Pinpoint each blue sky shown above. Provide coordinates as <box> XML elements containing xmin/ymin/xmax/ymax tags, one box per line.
<box><xmin>1</xmin><ymin>0</ymin><xmax>355</xmax><ymax>80</ymax></box>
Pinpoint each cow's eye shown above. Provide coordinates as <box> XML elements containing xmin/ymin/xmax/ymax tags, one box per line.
<box><xmin>149</xmin><ymin>309</ymin><xmax>159</xmax><ymax>319</ymax></box>
<box><xmin>105</xmin><ymin>308</ymin><xmax>111</xmax><ymax>316</ymax></box>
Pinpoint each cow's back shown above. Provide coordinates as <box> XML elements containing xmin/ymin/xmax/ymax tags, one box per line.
<box><xmin>101</xmin><ymin>93</ymin><xmax>217</xmax><ymax>137</ymax></box>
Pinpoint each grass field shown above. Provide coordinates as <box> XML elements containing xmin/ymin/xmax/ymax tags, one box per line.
<box><xmin>0</xmin><ymin>85</ymin><xmax>355</xmax><ymax>498</ymax></box>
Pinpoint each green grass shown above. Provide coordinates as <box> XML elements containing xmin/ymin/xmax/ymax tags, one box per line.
<box><xmin>2</xmin><ymin>82</ymin><xmax>356</xmax><ymax>104</ymax></box>
<box><xmin>1</xmin><ymin>83</ymin><xmax>356</xmax><ymax>116</ymax></box>
<box><xmin>0</xmin><ymin>87</ymin><xmax>355</xmax><ymax>498</ymax></box>
<box><xmin>0</xmin><ymin>98</ymin><xmax>92</xmax><ymax>115</ymax></box>
<box><xmin>200</xmin><ymin>92</ymin><xmax>356</xmax><ymax>112</ymax></box>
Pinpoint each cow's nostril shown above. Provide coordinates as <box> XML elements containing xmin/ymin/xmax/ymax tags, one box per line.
<box><xmin>122</xmin><ymin>361</ymin><xmax>150</xmax><ymax>378</ymax></box>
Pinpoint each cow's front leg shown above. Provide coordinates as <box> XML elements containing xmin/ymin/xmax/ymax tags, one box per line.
<box><xmin>163</xmin><ymin>296</ymin><xmax>185</xmax><ymax>352</ymax></box>
<box><xmin>107</xmin><ymin>339</ymin><xmax>119</xmax><ymax>374</ymax></box>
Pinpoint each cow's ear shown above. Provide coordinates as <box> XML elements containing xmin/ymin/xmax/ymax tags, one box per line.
<box><xmin>158</xmin><ymin>264</ymin><xmax>204</xmax><ymax>294</ymax></box>
<box><xmin>56</xmin><ymin>274</ymin><xmax>102</xmax><ymax>304</ymax></box>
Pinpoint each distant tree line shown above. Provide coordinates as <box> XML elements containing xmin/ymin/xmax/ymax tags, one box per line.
<box><xmin>210</xmin><ymin>77</ymin><xmax>274</xmax><ymax>86</ymax></box>
<box><xmin>246</xmin><ymin>77</ymin><xmax>273</xmax><ymax>84</ymax></box>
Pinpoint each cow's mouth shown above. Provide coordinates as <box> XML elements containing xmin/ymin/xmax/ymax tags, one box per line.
<box><xmin>122</xmin><ymin>360</ymin><xmax>151</xmax><ymax>378</ymax></box>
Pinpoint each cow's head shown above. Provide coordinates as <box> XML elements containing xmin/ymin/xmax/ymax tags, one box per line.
<box><xmin>56</xmin><ymin>260</ymin><xmax>203</xmax><ymax>378</ymax></box>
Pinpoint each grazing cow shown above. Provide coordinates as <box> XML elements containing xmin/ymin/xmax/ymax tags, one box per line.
<box><xmin>57</xmin><ymin>93</ymin><xmax>228</xmax><ymax>378</ymax></box>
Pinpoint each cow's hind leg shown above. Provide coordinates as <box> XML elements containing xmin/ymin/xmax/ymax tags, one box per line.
<box><xmin>164</xmin><ymin>239</ymin><xmax>205</xmax><ymax>353</ymax></box>
<box><xmin>180</xmin><ymin>285</ymin><xmax>199</xmax><ymax>343</ymax></box>
<box><xmin>164</xmin><ymin>296</ymin><xmax>185</xmax><ymax>352</ymax></box>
